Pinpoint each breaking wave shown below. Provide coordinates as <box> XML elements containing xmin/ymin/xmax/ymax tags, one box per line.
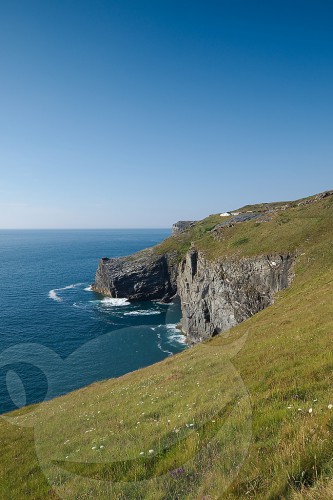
<box><xmin>124</xmin><ymin>310</ymin><xmax>161</xmax><ymax>316</ymax></box>
<box><xmin>98</xmin><ymin>297</ymin><xmax>130</xmax><ymax>307</ymax></box>
<box><xmin>166</xmin><ymin>324</ymin><xmax>187</xmax><ymax>345</ymax></box>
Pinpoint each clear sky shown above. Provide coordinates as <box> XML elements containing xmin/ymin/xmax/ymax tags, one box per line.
<box><xmin>0</xmin><ymin>0</ymin><xmax>332</xmax><ymax>228</ymax></box>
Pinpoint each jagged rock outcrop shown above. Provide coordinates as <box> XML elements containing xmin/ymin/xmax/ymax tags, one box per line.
<box><xmin>92</xmin><ymin>243</ymin><xmax>295</xmax><ymax>344</ymax></box>
<box><xmin>172</xmin><ymin>221</ymin><xmax>195</xmax><ymax>234</ymax></box>
<box><xmin>92</xmin><ymin>248</ymin><xmax>178</xmax><ymax>302</ymax></box>
<box><xmin>177</xmin><ymin>250</ymin><xmax>295</xmax><ymax>343</ymax></box>
<box><xmin>297</xmin><ymin>190</ymin><xmax>333</xmax><ymax>206</ymax></box>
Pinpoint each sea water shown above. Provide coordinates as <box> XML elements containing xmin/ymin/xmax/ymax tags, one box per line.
<box><xmin>0</xmin><ymin>229</ymin><xmax>186</xmax><ymax>414</ymax></box>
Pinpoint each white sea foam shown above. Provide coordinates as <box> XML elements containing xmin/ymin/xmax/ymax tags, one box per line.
<box><xmin>73</xmin><ymin>302</ymin><xmax>89</xmax><ymax>310</ymax></box>
<box><xmin>166</xmin><ymin>324</ymin><xmax>187</xmax><ymax>345</ymax></box>
<box><xmin>124</xmin><ymin>310</ymin><xmax>161</xmax><ymax>316</ymax></box>
<box><xmin>48</xmin><ymin>289</ymin><xmax>62</xmax><ymax>302</ymax></box>
<box><xmin>155</xmin><ymin>323</ymin><xmax>187</xmax><ymax>356</ymax></box>
<box><xmin>84</xmin><ymin>285</ymin><xmax>93</xmax><ymax>291</ymax></box>
<box><xmin>156</xmin><ymin>333</ymin><xmax>173</xmax><ymax>357</ymax></box>
<box><xmin>99</xmin><ymin>297</ymin><xmax>130</xmax><ymax>307</ymax></box>
<box><xmin>62</xmin><ymin>283</ymin><xmax>84</xmax><ymax>290</ymax></box>
<box><xmin>48</xmin><ymin>283</ymin><xmax>84</xmax><ymax>302</ymax></box>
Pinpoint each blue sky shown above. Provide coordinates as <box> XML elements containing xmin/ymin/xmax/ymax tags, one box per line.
<box><xmin>0</xmin><ymin>0</ymin><xmax>332</xmax><ymax>228</ymax></box>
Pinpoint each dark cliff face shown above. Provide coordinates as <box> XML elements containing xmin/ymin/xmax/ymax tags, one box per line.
<box><xmin>92</xmin><ymin>248</ymin><xmax>178</xmax><ymax>302</ymax></box>
<box><xmin>91</xmin><ymin>193</ymin><xmax>332</xmax><ymax>343</ymax></box>
<box><xmin>177</xmin><ymin>250</ymin><xmax>295</xmax><ymax>343</ymax></box>
<box><xmin>92</xmin><ymin>243</ymin><xmax>295</xmax><ymax>343</ymax></box>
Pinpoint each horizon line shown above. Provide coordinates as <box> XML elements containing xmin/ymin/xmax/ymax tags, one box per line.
<box><xmin>0</xmin><ymin>227</ymin><xmax>172</xmax><ymax>231</ymax></box>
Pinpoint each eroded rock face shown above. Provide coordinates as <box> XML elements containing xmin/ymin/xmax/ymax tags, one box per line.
<box><xmin>177</xmin><ymin>250</ymin><xmax>295</xmax><ymax>343</ymax></box>
<box><xmin>92</xmin><ymin>249</ymin><xmax>178</xmax><ymax>302</ymax></box>
<box><xmin>172</xmin><ymin>221</ymin><xmax>195</xmax><ymax>234</ymax></box>
<box><xmin>92</xmin><ymin>244</ymin><xmax>295</xmax><ymax>343</ymax></box>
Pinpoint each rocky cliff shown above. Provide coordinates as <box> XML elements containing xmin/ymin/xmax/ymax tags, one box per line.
<box><xmin>92</xmin><ymin>193</ymin><xmax>333</xmax><ymax>343</ymax></box>
<box><xmin>172</xmin><ymin>221</ymin><xmax>196</xmax><ymax>234</ymax></box>
<box><xmin>177</xmin><ymin>250</ymin><xmax>295</xmax><ymax>343</ymax></box>
<box><xmin>93</xmin><ymin>244</ymin><xmax>295</xmax><ymax>343</ymax></box>
<box><xmin>92</xmin><ymin>248</ymin><xmax>179</xmax><ymax>302</ymax></box>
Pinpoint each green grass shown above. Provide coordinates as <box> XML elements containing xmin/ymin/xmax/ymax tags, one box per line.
<box><xmin>1</xmin><ymin>193</ymin><xmax>333</xmax><ymax>498</ymax></box>
<box><xmin>155</xmin><ymin>193</ymin><xmax>333</xmax><ymax>262</ymax></box>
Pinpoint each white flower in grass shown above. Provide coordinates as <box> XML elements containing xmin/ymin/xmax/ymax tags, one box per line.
<box><xmin>140</xmin><ymin>452</ymin><xmax>144</xmax><ymax>455</ymax></box>
<box><xmin>328</xmin><ymin>404</ymin><xmax>333</xmax><ymax>410</ymax></box>
<box><xmin>309</xmin><ymin>408</ymin><xmax>313</xmax><ymax>414</ymax></box>
<box><xmin>148</xmin><ymin>449</ymin><xmax>154</xmax><ymax>454</ymax></box>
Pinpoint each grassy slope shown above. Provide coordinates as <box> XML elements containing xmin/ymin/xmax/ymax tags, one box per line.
<box><xmin>0</xmin><ymin>196</ymin><xmax>333</xmax><ymax>499</ymax></box>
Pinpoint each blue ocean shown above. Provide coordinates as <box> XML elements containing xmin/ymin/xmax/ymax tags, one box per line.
<box><xmin>0</xmin><ymin>230</ymin><xmax>186</xmax><ymax>414</ymax></box>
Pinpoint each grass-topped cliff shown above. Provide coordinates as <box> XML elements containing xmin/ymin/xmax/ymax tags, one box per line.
<box><xmin>1</xmin><ymin>191</ymin><xmax>333</xmax><ymax>499</ymax></box>
<box><xmin>155</xmin><ymin>191</ymin><xmax>332</xmax><ymax>261</ymax></box>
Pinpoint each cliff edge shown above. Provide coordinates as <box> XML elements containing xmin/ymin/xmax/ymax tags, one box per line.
<box><xmin>92</xmin><ymin>248</ymin><xmax>179</xmax><ymax>302</ymax></box>
<box><xmin>92</xmin><ymin>190</ymin><xmax>332</xmax><ymax>343</ymax></box>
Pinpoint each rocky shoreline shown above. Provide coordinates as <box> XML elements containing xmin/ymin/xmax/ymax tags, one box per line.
<box><xmin>92</xmin><ymin>234</ymin><xmax>295</xmax><ymax>344</ymax></box>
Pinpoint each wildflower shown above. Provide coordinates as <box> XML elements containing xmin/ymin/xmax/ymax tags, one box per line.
<box><xmin>140</xmin><ymin>452</ymin><xmax>144</xmax><ymax>455</ymax></box>
<box><xmin>92</xmin><ymin>446</ymin><xmax>96</xmax><ymax>450</ymax></box>
<box><xmin>170</xmin><ymin>467</ymin><xmax>185</xmax><ymax>479</ymax></box>
<box><xmin>328</xmin><ymin>404</ymin><xmax>333</xmax><ymax>410</ymax></box>
<box><xmin>100</xmin><ymin>445</ymin><xmax>104</xmax><ymax>449</ymax></box>
<box><xmin>309</xmin><ymin>408</ymin><xmax>313</xmax><ymax>414</ymax></box>
<box><xmin>149</xmin><ymin>449</ymin><xmax>154</xmax><ymax>454</ymax></box>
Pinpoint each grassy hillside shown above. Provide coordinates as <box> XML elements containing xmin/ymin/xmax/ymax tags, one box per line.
<box><xmin>0</xmin><ymin>193</ymin><xmax>333</xmax><ymax>499</ymax></box>
<box><xmin>155</xmin><ymin>191</ymin><xmax>332</xmax><ymax>261</ymax></box>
